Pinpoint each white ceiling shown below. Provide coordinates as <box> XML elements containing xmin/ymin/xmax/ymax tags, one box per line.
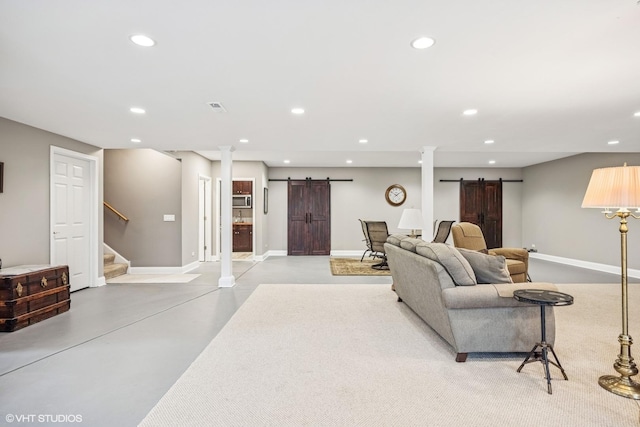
<box><xmin>1</xmin><ymin>1</ymin><xmax>639</xmax><ymax>168</ymax></box>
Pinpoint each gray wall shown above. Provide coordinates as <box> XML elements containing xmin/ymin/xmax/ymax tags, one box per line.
<box><xmin>5</xmin><ymin>115</ymin><xmax>633</xmax><ymax>272</ymax></box>
<box><xmin>0</xmin><ymin>117</ymin><xmax>104</xmax><ymax>272</ymax></box>
<box><xmin>104</xmin><ymin>149</ymin><xmax>182</xmax><ymax>267</ymax></box>
<box><xmin>266</xmin><ymin>166</ymin><xmax>525</xmax><ymax>253</ymax></box>
<box><xmin>177</xmin><ymin>151</ymin><xmax>213</xmax><ymax>265</ymax></box>
<box><xmin>434</xmin><ymin>167</ymin><xmax>523</xmax><ymax>247</ymax></box>
<box><xmin>267</xmin><ymin>167</ymin><xmax>421</xmax><ymax>253</ymax></box>
<box><xmin>523</xmin><ymin>153</ymin><xmax>640</xmax><ymax>270</ymax></box>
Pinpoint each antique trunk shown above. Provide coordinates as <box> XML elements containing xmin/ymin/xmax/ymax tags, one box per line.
<box><xmin>0</xmin><ymin>265</ymin><xmax>71</xmax><ymax>332</ymax></box>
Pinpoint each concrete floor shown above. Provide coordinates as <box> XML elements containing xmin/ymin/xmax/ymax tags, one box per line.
<box><xmin>0</xmin><ymin>256</ymin><xmax>633</xmax><ymax>427</ymax></box>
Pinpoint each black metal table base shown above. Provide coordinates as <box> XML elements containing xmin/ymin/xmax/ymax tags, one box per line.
<box><xmin>517</xmin><ymin>340</ymin><xmax>568</xmax><ymax>394</ymax></box>
<box><xmin>513</xmin><ymin>290</ymin><xmax>573</xmax><ymax>394</ymax></box>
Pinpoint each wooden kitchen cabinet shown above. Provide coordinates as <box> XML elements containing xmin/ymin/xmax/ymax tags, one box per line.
<box><xmin>233</xmin><ymin>224</ymin><xmax>252</xmax><ymax>252</ymax></box>
<box><xmin>232</xmin><ymin>181</ymin><xmax>252</xmax><ymax>195</ymax></box>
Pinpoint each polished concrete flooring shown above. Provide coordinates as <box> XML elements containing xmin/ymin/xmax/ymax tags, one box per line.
<box><xmin>0</xmin><ymin>256</ymin><xmax>635</xmax><ymax>426</ymax></box>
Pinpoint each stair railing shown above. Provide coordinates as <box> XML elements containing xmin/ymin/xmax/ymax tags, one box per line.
<box><xmin>103</xmin><ymin>201</ymin><xmax>129</xmax><ymax>222</ymax></box>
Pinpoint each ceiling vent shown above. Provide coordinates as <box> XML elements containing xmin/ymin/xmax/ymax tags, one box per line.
<box><xmin>207</xmin><ymin>101</ymin><xmax>227</xmax><ymax>112</ymax></box>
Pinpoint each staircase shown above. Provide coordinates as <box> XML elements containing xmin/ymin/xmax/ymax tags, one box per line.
<box><xmin>104</xmin><ymin>253</ymin><xmax>128</xmax><ymax>280</ymax></box>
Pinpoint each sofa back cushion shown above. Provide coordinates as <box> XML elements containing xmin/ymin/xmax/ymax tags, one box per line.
<box><xmin>416</xmin><ymin>243</ymin><xmax>477</xmax><ymax>286</ymax></box>
<box><xmin>386</xmin><ymin>234</ymin><xmax>406</xmax><ymax>247</ymax></box>
<box><xmin>399</xmin><ymin>237</ymin><xmax>424</xmax><ymax>253</ymax></box>
<box><xmin>457</xmin><ymin>248</ymin><xmax>513</xmax><ymax>284</ymax></box>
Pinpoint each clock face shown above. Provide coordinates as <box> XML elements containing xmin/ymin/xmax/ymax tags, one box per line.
<box><xmin>385</xmin><ymin>184</ymin><xmax>406</xmax><ymax>206</ymax></box>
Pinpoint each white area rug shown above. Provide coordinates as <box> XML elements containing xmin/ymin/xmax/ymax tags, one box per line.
<box><xmin>107</xmin><ymin>274</ymin><xmax>200</xmax><ymax>284</ymax></box>
<box><xmin>139</xmin><ymin>283</ymin><xmax>640</xmax><ymax>426</ymax></box>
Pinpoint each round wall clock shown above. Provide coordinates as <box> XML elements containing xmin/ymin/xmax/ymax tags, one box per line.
<box><xmin>385</xmin><ymin>184</ymin><xmax>406</xmax><ymax>206</ymax></box>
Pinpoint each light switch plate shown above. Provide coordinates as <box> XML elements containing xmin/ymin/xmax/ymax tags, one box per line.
<box><xmin>163</xmin><ymin>214</ymin><xmax>175</xmax><ymax>222</ymax></box>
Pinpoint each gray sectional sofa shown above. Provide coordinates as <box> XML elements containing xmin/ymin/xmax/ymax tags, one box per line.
<box><xmin>384</xmin><ymin>234</ymin><xmax>558</xmax><ymax>362</ymax></box>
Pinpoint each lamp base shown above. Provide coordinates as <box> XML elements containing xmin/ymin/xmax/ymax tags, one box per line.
<box><xmin>599</xmin><ymin>375</ymin><xmax>640</xmax><ymax>399</ymax></box>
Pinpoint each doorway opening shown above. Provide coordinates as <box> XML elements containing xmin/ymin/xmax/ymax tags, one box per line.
<box><xmin>215</xmin><ymin>178</ymin><xmax>255</xmax><ymax>260</ymax></box>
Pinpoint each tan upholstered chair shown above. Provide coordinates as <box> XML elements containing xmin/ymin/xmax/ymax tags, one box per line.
<box><xmin>451</xmin><ymin>222</ymin><xmax>529</xmax><ymax>283</ymax></box>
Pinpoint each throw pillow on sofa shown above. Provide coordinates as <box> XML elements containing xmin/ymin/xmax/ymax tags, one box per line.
<box><xmin>415</xmin><ymin>243</ymin><xmax>476</xmax><ymax>286</ymax></box>
<box><xmin>457</xmin><ymin>248</ymin><xmax>513</xmax><ymax>284</ymax></box>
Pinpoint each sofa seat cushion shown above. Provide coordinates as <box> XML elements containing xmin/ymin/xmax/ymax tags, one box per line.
<box><xmin>415</xmin><ymin>243</ymin><xmax>476</xmax><ymax>286</ymax></box>
<box><xmin>442</xmin><ymin>282</ymin><xmax>558</xmax><ymax>309</ymax></box>
<box><xmin>457</xmin><ymin>248</ymin><xmax>513</xmax><ymax>284</ymax></box>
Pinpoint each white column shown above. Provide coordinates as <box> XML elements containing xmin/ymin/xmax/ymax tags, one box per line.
<box><xmin>218</xmin><ymin>146</ymin><xmax>236</xmax><ymax>287</ymax></box>
<box><xmin>421</xmin><ymin>146</ymin><xmax>436</xmax><ymax>239</ymax></box>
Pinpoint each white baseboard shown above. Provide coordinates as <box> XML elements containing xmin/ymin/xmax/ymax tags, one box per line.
<box><xmin>129</xmin><ymin>260</ymin><xmax>201</xmax><ymax>275</ymax></box>
<box><xmin>218</xmin><ymin>275</ymin><xmax>236</xmax><ymax>287</ymax></box>
<box><xmin>93</xmin><ymin>276</ymin><xmax>107</xmax><ymax>287</ymax></box>
<box><xmin>330</xmin><ymin>250</ymin><xmax>364</xmax><ymax>258</ymax></box>
<box><xmin>530</xmin><ymin>253</ymin><xmax>640</xmax><ymax>279</ymax></box>
<box><xmin>266</xmin><ymin>250</ymin><xmax>287</xmax><ymax>257</ymax></box>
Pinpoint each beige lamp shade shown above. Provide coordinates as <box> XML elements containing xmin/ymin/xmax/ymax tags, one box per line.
<box><xmin>398</xmin><ymin>208</ymin><xmax>423</xmax><ymax>231</ymax></box>
<box><xmin>582</xmin><ymin>164</ymin><xmax>640</xmax><ymax>209</ymax></box>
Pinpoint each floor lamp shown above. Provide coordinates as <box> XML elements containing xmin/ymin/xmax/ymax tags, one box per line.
<box><xmin>582</xmin><ymin>163</ymin><xmax>640</xmax><ymax>399</ymax></box>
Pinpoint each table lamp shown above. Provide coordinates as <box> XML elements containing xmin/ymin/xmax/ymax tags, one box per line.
<box><xmin>398</xmin><ymin>208</ymin><xmax>423</xmax><ymax>238</ymax></box>
<box><xmin>582</xmin><ymin>163</ymin><xmax>640</xmax><ymax>399</ymax></box>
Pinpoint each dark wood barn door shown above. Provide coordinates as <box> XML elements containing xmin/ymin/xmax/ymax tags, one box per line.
<box><xmin>460</xmin><ymin>180</ymin><xmax>502</xmax><ymax>248</ymax></box>
<box><xmin>288</xmin><ymin>180</ymin><xmax>331</xmax><ymax>255</ymax></box>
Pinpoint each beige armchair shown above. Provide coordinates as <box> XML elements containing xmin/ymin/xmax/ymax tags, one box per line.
<box><xmin>451</xmin><ymin>222</ymin><xmax>529</xmax><ymax>283</ymax></box>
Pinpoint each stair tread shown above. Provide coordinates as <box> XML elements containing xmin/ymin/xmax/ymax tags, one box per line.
<box><xmin>104</xmin><ymin>262</ymin><xmax>127</xmax><ymax>280</ymax></box>
<box><xmin>103</xmin><ymin>253</ymin><xmax>116</xmax><ymax>265</ymax></box>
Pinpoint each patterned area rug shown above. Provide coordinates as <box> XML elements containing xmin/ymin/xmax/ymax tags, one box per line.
<box><xmin>329</xmin><ymin>257</ymin><xmax>391</xmax><ymax>276</ymax></box>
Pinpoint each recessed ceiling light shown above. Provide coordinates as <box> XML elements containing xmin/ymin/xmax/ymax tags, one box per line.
<box><xmin>411</xmin><ymin>37</ymin><xmax>436</xmax><ymax>49</ymax></box>
<box><xmin>484</xmin><ymin>140</ymin><xmax>495</xmax><ymax>144</ymax></box>
<box><xmin>358</xmin><ymin>139</ymin><xmax>368</xmax><ymax>144</ymax></box>
<box><xmin>130</xmin><ymin>138</ymin><xmax>141</xmax><ymax>143</ymax></box>
<box><xmin>418</xmin><ymin>160</ymin><xmax>423</xmax><ymax>164</ymax></box>
<box><xmin>130</xmin><ymin>107</ymin><xmax>146</xmax><ymax>114</ymax></box>
<box><xmin>463</xmin><ymin>109</ymin><xmax>478</xmax><ymax>116</ymax></box>
<box><xmin>239</xmin><ymin>139</ymin><xmax>249</xmax><ymax>143</ymax></box>
<box><xmin>291</xmin><ymin>108</ymin><xmax>305</xmax><ymax>115</ymax></box>
<box><xmin>284</xmin><ymin>159</ymin><xmax>291</xmax><ymax>164</ymax></box>
<box><xmin>346</xmin><ymin>160</ymin><xmax>353</xmax><ymax>164</ymax></box>
<box><xmin>488</xmin><ymin>160</ymin><xmax>496</xmax><ymax>164</ymax></box>
<box><xmin>608</xmin><ymin>140</ymin><xmax>620</xmax><ymax>145</ymax></box>
<box><xmin>130</xmin><ymin>34</ymin><xmax>155</xmax><ymax>47</ymax></box>
<box><xmin>634</xmin><ymin>111</ymin><xmax>640</xmax><ymax>117</ymax></box>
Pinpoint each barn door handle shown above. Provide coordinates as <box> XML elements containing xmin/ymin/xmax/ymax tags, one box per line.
<box><xmin>309</xmin><ymin>213</ymin><xmax>312</xmax><ymax>222</ymax></box>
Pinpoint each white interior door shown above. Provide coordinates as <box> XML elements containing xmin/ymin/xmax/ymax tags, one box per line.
<box><xmin>51</xmin><ymin>152</ymin><xmax>91</xmax><ymax>291</ymax></box>
<box><xmin>198</xmin><ymin>175</ymin><xmax>212</xmax><ymax>262</ymax></box>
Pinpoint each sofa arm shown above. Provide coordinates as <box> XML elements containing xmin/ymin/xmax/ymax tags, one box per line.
<box><xmin>489</xmin><ymin>247</ymin><xmax>529</xmax><ymax>263</ymax></box>
<box><xmin>441</xmin><ymin>282</ymin><xmax>557</xmax><ymax>309</ymax></box>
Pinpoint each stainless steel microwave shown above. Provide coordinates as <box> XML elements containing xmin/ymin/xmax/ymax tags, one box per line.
<box><xmin>232</xmin><ymin>195</ymin><xmax>252</xmax><ymax>208</ymax></box>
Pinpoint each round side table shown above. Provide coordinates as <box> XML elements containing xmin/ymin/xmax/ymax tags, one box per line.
<box><xmin>513</xmin><ymin>289</ymin><xmax>574</xmax><ymax>394</ymax></box>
